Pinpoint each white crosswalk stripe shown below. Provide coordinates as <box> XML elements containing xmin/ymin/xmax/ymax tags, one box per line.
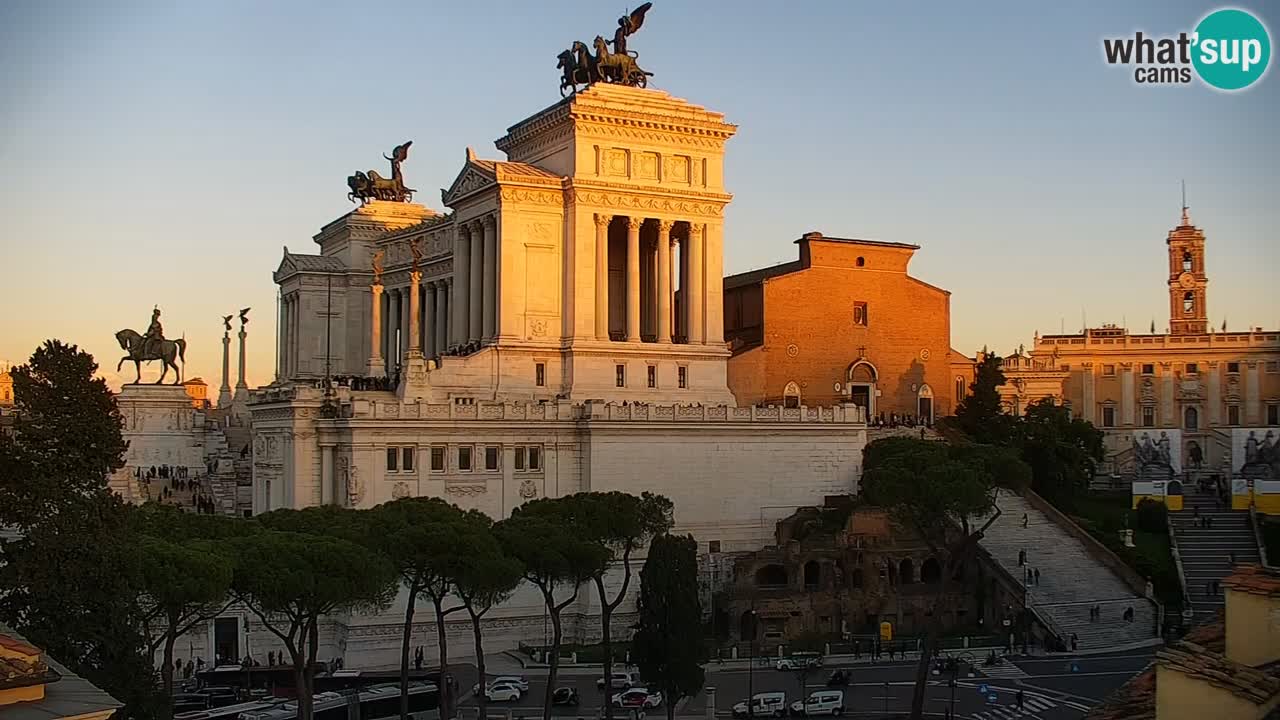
<box><xmin>976</xmin><ymin>662</ymin><xmax>1030</xmax><ymax>679</ymax></box>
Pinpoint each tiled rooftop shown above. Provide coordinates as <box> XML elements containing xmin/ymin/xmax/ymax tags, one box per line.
<box><xmin>1223</xmin><ymin>564</ymin><xmax>1280</xmax><ymax>597</ymax></box>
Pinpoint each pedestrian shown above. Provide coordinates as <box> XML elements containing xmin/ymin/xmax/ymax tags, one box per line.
<box><xmin>1034</xmin><ymin>568</ymin><xmax>1041</xmax><ymax>586</ymax></box>
<box><xmin>1206</xmin><ymin>515</ymin><xmax>1213</xmax><ymax>529</ymax></box>
<box><xmin>1229</xmin><ymin>551</ymin><xmax>1236</xmax><ymax>566</ymax></box>
<box><xmin>1070</xmin><ymin>633</ymin><xmax>1078</xmax><ymax>652</ymax></box>
<box><xmin>1016</xmin><ymin>690</ymin><xmax>1024</xmax><ymax>710</ymax></box>
<box><xmin>854</xmin><ymin>640</ymin><xmax>860</xmax><ymax>659</ymax></box>
<box><xmin>1022</xmin><ymin>513</ymin><xmax>1029</xmax><ymax>528</ymax></box>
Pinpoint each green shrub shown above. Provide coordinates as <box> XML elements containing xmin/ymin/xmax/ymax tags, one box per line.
<box><xmin>1135</xmin><ymin>498</ymin><xmax>1169</xmax><ymax>534</ymax></box>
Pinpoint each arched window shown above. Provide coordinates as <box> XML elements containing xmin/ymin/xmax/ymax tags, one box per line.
<box><xmin>755</xmin><ymin>564</ymin><xmax>788</xmax><ymax>587</ymax></box>
<box><xmin>1182</xmin><ymin>251</ymin><xmax>1193</xmax><ymax>272</ymax></box>
<box><xmin>917</xmin><ymin>384</ymin><xmax>935</xmax><ymax>425</ymax></box>
<box><xmin>1183</xmin><ymin>291</ymin><xmax>1195</xmax><ymax>315</ymax></box>
<box><xmin>1184</xmin><ymin>406</ymin><xmax>1199</xmax><ymax>431</ymax></box>
<box><xmin>899</xmin><ymin>558</ymin><xmax>914</xmax><ymax>584</ymax></box>
<box><xmin>856</xmin><ymin>256</ymin><xmax>866</xmax><ymax>267</ymax></box>
<box><xmin>920</xmin><ymin>558</ymin><xmax>942</xmax><ymax>584</ymax></box>
<box><xmin>851</xmin><ymin>567</ymin><xmax>864</xmax><ymax>589</ymax></box>
<box><xmin>955</xmin><ymin>376</ymin><xmax>966</xmax><ymax>403</ymax></box>
<box><xmin>803</xmin><ymin>560</ymin><xmax>821</xmax><ymax>589</ymax></box>
<box><xmin>783</xmin><ymin>382</ymin><xmax>801</xmax><ymax>409</ymax></box>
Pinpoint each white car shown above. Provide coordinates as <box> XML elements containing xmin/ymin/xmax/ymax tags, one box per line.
<box><xmin>789</xmin><ymin>691</ymin><xmax>844</xmax><ymax>717</ymax></box>
<box><xmin>485</xmin><ymin>683</ymin><xmax>523</xmax><ymax>703</ymax></box>
<box><xmin>732</xmin><ymin>692</ymin><xmax>787</xmax><ymax>717</ymax></box>
<box><xmin>776</xmin><ymin>653</ymin><xmax>823</xmax><ymax>671</ymax></box>
<box><xmin>598</xmin><ymin>671</ymin><xmax>639</xmax><ymax>690</ymax></box>
<box><xmin>612</xmin><ymin>688</ymin><xmax>663</xmax><ymax>709</ymax></box>
<box><xmin>472</xmin><ymin>676</ymin><xmax>529</xmax><ymax>695</ymax></box>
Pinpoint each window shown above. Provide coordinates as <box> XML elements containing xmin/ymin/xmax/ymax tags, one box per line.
<box><xmin>1142</xmin><ymin>406</ymin><xmax>1155</xmax><ymax>427</ymax></box>
<box><xmin>430</xmin><ymin>446</ymin><xmax>445</xmax><ymax>472</ymax></box>
<box><xmin>1227</xmin><ymin>362</ymin><xmax>1240</xmax><ymax>374</ymax></box>
<box><xmin>678</xmin><ymin>366</ymin><xmax>687</xmax><ymax>389</ymax></box>
<box><xmin>1228</xmin><ymin>405</ymin><xmax>1241</xmax><ymax>425</ymax></box>
<box><xmin>1183</xmin><ymin>291</ymin><xmax>1195</xmax><ymax>315</ymax></box>
<box><xmin>1103</xmin><ymin>364</ymin><xmax>1116</xmax><ymax>376</ymax></box>
<box><xmin>386</xmin><ymin>448</ymin><xmax>398</xmax><ymax>472</ymax></box>
<box><xmin>1142</xmin><ymin>363</ymin><xmax>1155</xmax><ymax>375</ymax></box>
<box><xmin>708</xmin><ymin>540</ymin><xmax>721</xmax><ymax>554</ymax></box>
<box><xmin>458</xmin><ymin>446</ymin><xmax>473</xmax><ymax>472</ymax></box>
<box><xmin>955</xmin><ymin>376</ymin><xmax>965</xmax><ymax>402</ymax></box>
<box><xmin>401</xmin><ymin>447</ymin><xmax>414</xmax><ymax>472</ymax></box>
<box><xmin>1268</xmin><ymin>361</ymin><xmax>1279</xmax><ymax>373</ymax></box>
<box><xmin>514</xmin><ymin>447</ymin><xmax>525</xmax><ymax>471</ymax></box>
<box><xmin>1184</xmin><ymin>406</ymin><xmax>1199</xmax><ymax>431</ymax></box>
<box><xmin>853</xmin><ymin>302</ymin><xmax>868</xmax><ymax>327</ymax></box>
<box><xmin>616</xmin><ymin>364</ymin><xmax>626</xmax><ymax>388</ymax></box>
<box><xmin>484</xmin><ymin>446</ymin><xmax>500</xmax><ymax>471</ymax></box>
<box><xmin>513</xmin><ymin>445</ymin><xmax>541</xmax><ymax>472</ymax></box>
<box><xmin>1182</xmin><ymin>251</ymin><xmax>1193</xmax><ymax>272</ymax></box>
<box><xmin>1269</xmin><ymin>404</ymin><xmax>1279</xmax><ymax>425</ymax></box>
<box><xmin>535</xmin><ymin>362</ymin><xmax>546</xmax><ymax>387</ymax></box>
<box><xmin>1060</xmin><ymin>364</ymin><xmax>1070</xmax><ymax>372</ymax></box>
<box><xmin>647</xmin><ymin>365</ymin><xmax>656</xmax><ymax>388</ymax></box>
<box><xmin>1185</xmin><ymin>362</ymin><xmax>1199</xmax><ymax>375</ymax></box>
<box><xmin>856</xmin><ymin>256</ymin><xmax>865</xmax><ymax>267</ymax></box>
<box><xmin>1102</xmin><ymin>406</ymin><xmax>1116</xmax><ymax>427</ymax></box>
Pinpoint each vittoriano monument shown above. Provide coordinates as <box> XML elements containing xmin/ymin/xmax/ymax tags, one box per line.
<box><xmin>347</xmin><ymin>141</ymin><xmax>415</xmax><ymax>204</ymax></box>
<box><xmin>557</xmin><ymin>3</ymin><xmax>654</xmax><ymax>96</ymax></box>
<box><xmin>116</xmin><ymin>306</ymin><xmax>187</xmax><ymax>384</ymax></box>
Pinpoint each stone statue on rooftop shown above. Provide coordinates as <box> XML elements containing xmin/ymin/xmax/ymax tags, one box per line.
<box><xmin>115</xmin><ymin>306</ymin><xmax>187</xmax><ymax>384</ymax></box>
<box><xmin>347</xmin><ymin>141</ymin><xmax>416</xmax><ymax>204</ymax></box>
<box><xmin>557</xmin><ymin>4</ymin><xmax>653</xmax><ymax>95</ymax></box>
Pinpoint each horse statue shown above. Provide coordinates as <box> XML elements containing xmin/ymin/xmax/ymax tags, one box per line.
<box><xmin>592</xmin><ymin>35</ymin><xmax>650</xmax><ymax>87</ymax></box>
<box><xmin>347</xmin><ymin>141</ymin><xmax>416</xmax><ymax>203</ymax></box>
<box><xmin>558</xmin><ymin>47</ymin><xmax>594</xmax><ymax>96</ymax></box>
<box><xmin>115</xmin><ymin>329</ymin><xmax>186</xmax><ymax>385</ymax></box>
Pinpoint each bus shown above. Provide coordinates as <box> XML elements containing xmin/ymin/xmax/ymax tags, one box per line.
<box><xmin>174</xmin><ymin>698</ymin><xmax>288</xmax><ymax>720</ymax></box>
<box><xmin>238</xmin><ymin>681</ymin><xmax>439</xmax><ymax>720</ymax></box>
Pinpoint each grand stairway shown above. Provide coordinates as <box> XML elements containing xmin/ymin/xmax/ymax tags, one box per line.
<box><xmin>978</xmin><ymin>493</ymin><xmax>1158</xmax><ymax>650</ymax></box>
<box><xmin>1170</xmin><ymin>486</ymin><xmax>1261</xmax><ymax>625</ymax></box>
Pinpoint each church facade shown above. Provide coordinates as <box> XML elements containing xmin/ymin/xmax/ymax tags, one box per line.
<box><xmin>247</xmin><ymin>83</ymin><xmax>869</xmax><ymax>664</ymax></box>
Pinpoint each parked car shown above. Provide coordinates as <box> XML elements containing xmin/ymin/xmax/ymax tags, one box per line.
<box><xmin>789</xmin><ymin>690</ymin><xmax>844</xmax><ymax>717</ymax></box>
<box><xmin>732</xmin><ymin>692</ymin><xmax>788</xmax><ymax>717</ymax></box>
<box><xmin>776</xmin><ymin>652</ymin><xmax>824</xmax><ymax>671</ymax></box>
<box><xmin>612</xmin><ymin>688</ymin><xmax>663</xmax><ymax>709</ymax></box>
<box><xmin>599</xmin><ymin>707</ymin><xmax>646</xmax><ymax>720</ymax></box>
<box><xmin>598</xmin><ymin>671</ymin><xmax>639</xmax><ymax>690</ymax></box>
<box><xmin>472</xmin><ymin>676</ymin><xmax>529</xmax><ymax>694</ymax></box>
<box><xmin>552</xmin><ymin>687</ymin><xmax>580</xmax><ymax>706</ymax></box>
<box><xmin>201</xmin><ymin>687</ymin><xmax>239</xmax><ymax>708</ymax></box>
<box><xmin>485</xmin><ymin>683</ymin><xmax>523</xmax><ymax>703</ymax></box>
<box><xmin>825</xmin><ymin>670</ymin><xmax>849</xmax><ymax>687</ymax></box>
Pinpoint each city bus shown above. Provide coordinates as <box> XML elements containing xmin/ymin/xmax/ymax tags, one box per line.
<box><xmin>237</xmin><ymin>681</ymin><xmax>439</xmax><ymax>720</ymax></box>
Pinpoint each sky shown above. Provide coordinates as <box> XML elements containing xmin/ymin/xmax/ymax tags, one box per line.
<box><xmin>1</xmin><ymin>0</ymin><xmax>1277</xmax><ymax>390</ymax></box>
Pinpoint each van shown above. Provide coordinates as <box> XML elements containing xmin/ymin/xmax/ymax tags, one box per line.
<box><xmin>732</xmin><ymin>692</ymin><xmax>787</xmax><ymax>717</ymax></box>
<box><xmin>789</xmin><ymin>690</ymin><xmax>844</xmax><ymax>717</ymax></box>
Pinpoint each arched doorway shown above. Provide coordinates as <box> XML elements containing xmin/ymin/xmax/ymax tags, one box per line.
<box><xmin>739</xmin><ymin>610</ymin><xmax>758</xmax><ymax>642</ymax></box>
<box><xmin>1184</xmin><ymin>406</ymin><xmax>1199</xmax><ymax>431</ymax></box>
<box><xmin>847</xmin><ymin>360</ymin><xmax>878</xmax><ymax>417</ymax></box>
<box><xmin>899</xmin><ymin>558</ymin><xmax>914</xmax><ymax>584</ymax></box>
<box><xmin>917</xmin><ymin>384</ymin><xmax>934</xmax><ymax>425</ymax></box>
<box><xmin>783</xmin><ymin>381</ymin><xmax>801</xmax><ymax>409</ymax></box>
<box><xmin>920</xmin><ymin>557</ymin><xmax>941</xmax><ymax>584</ymax></box>
<box><xmin>803</xmin><ymin>560</ymin><xmax>820</xmax><ymax>589</ymax></box>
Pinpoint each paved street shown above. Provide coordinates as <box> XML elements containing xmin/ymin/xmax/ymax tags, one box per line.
<box><xmin>456</xmin><ymin>648</ymin><xmax>1155</xmax><ymax>719</ymax></box>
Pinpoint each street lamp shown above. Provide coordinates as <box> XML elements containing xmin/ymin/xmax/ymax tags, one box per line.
<box><xmin>747</xmin><ymin>610</ymin><xmax>757</xmax><ymax>720</ymax></box>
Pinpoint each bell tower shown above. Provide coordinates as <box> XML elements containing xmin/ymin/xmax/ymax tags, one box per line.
<box><xmin>1167</xmin><ymin>193</ymin><xmax>1208</xmax><ymax>335</ymax></box>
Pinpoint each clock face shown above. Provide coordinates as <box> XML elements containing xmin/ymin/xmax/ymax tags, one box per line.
<box><xmin>1178</xmin><ymin>272</ymin><xmax>1196</xmax><ymax>289</ymax></box>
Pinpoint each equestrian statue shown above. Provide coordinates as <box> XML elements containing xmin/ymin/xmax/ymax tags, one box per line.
<box><xmin>116</xmin><ymin>306</ymin><xmax>187</xmax><ymax>384</ymax></box>
<box><xmin>557</xmin><ymin>4</ymin><xmax>654</xmax><ymax>96</ymax></box>
<box><xmin>347</xmin><ymin>141</ymin><xmax>416</xmax><ymax>203</ymax></box>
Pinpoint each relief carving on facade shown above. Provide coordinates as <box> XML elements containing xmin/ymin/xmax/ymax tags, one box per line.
<box><xmin>444</xmin><ymin>484</ymin><xmax>487</xmax><ymax>497</ymax></box>
<box><xmin>1226</xmin><ymin>375</ymin><xmax>1241</xmax><ymax>402</ymax></box>
<box><xmin>565</xmin><ymin>189</ymin><xmax>724</xmax><ymax>217</ymax></box>
<box><xmin>528</xmin><ymin>318</ymin><xmax>550</xmax><ymax>337</ymax></box>
<box><xmin>391</xmin><ymin>481</ymin><xmax>411</xmax><ymax>500</ymax></box>
<box><xmin>1140</xmin><ymin>377</ymin><xmax>1157</xmax><ymax>403</ymax></box>
<box><xmin>453</xmin><ymin>169</ymin><xmax>496</xmax><ymax>199</ymax></box>
<box><xmin>499</xmin><ymin>188</ymin><xmax>562</xmax><ymax>207</ymax></box>
<box><xmin>518</xmin><ymin>479</ymin><xmax>538</xmax><ymax>500</ymax></box>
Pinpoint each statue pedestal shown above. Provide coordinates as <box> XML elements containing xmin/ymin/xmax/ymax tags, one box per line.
<box><xmin>365</xmin><ymin>356</ymin><xmax>386</xmax><ymax>379</ymax></box>
<box><xmin>110</xmin><ymin>384</ymin><xmax>206</xmax><ymax>504</ymax></box>
<box><xmin>398</xmin><ymin>353</ymin><xmax>431</xmax><ymax>401</ymax></box>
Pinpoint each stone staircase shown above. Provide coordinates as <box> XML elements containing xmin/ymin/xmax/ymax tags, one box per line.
<box><xmin>1171</xmin><ymin>487</ymin><xmax>1261</xmax><ymax>625</ymax></box>
<box><xmin>978</xmin><ymin>492</ymin><xmax>1157</xmax><ymax>651</ymax></box>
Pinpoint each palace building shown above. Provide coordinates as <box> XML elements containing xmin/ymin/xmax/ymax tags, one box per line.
<box><xmin>245</xmin><ymin>82</ymin><xmax>869</xmax><ymax>665</ymax></box>
<box><xmin>999</xmin><ymin>206</ymin><xmax>1280</xmax><ymax>486</ymax></box>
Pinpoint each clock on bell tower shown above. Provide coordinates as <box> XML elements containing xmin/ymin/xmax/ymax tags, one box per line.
<box><xmin>1167</xmin><ymin>203</ymin><xmax>1208</xmax><ymax>335</ymax></box>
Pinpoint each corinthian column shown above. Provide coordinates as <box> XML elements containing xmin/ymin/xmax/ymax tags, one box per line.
<box><xmin>388</xmin><ymin>288</ymin><xmax>400</xmax><ymax>368</ymax></box>
<box><xmin>366</xmin><ymin>283</ymin><xmax>384</xmax><ymax>377</ymax></box>
<box><xmin>423</xmin><ymin>281</ymin><xmax>437</xmax><ymax>357</ymax></box>
<box><xmin>469</xmin><ymin>220</ymin><xmax>484</xmax><ymax>344</ymax></box>
<box><xmin>236</xmin><ymin>323</ymin><xmax>248</xmax><ymax>390</ymax></box>
<box><xmin>687</xmin><ymin>223</ymin><xmax>705</xmax><ymax>344</ymax></box>
<box><xmin>218</xmin><ymin>327</ymin><xmax>232</xmax><ymax>406</ymax></box>
<box><xmin>626</xmin><ymin>216</ymin><xmax>642</xmax><ymax>342</ymax></box>
<box><xmin>657</xmin><ymin>220</ymin><xmax>673</xmax><ymax>343</ymax></box>
<box><xmin>436</xmin><ymin>280</ymin><xmax>449</xmax><ymax>357</ymax></box>
<box><xmin>595</xmin><ymin>213</ymin><xmax>611</xmax><ymax>340</ymax></box>
<box><xmin>407</xmin><ymin>270</ymin><xmax>422</xmax><ymax>357</ymax></box>
<box><xmin>482</xmin><ymin>216</ymin><xmax>497</xmax><ymax>341</ymax></box>
<box><xmin>453</xmin><ymin>224</ymin><xmax>471</xmax><ymax>348</ymax></box>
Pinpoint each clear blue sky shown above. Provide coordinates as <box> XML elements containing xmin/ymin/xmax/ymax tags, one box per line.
<box><xmin>1</xmin><ymin>0</ymin><xmax>1276</xmax><ymax>387</ymax></box>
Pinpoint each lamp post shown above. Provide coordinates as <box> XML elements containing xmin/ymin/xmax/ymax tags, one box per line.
<box><xmin>747</xmin><ymin>609</ymin><xmax>757</xmax><ymax>720</ymax></box>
